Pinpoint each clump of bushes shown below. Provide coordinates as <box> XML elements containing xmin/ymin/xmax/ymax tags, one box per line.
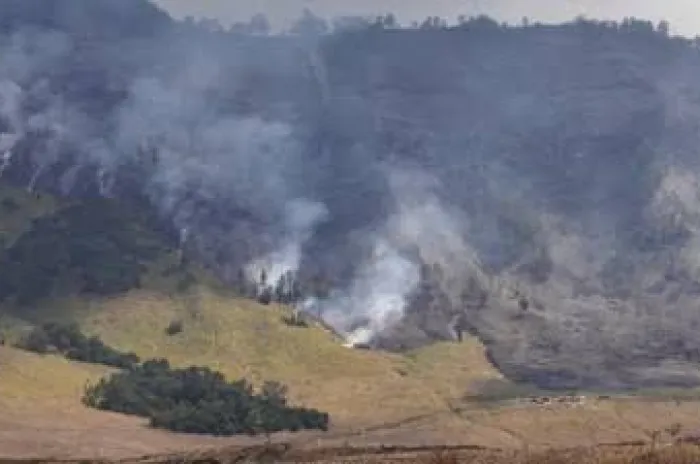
<box><xmin>82</xmin><ymin>359</ymin><xmax>330</xmax><ymax>436</ymax></box>
<box><xmin>15</xmin><ymin>323</ymin><xmax>140</xmax><ymax>369</ymax></box>
<box><xmin>282</xmin><ymin>310</ymin><xmax>309</xmax><ymax>328</ymax></box>
<box><xmin>165</xmin><ymin>319</ymin><xmax>184</xmax><ymax>336</ymax></box>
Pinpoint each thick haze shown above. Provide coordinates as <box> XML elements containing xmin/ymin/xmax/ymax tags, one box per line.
<box><xmin>5</xmin><ymin>0</ymin><xmax>700</xmax><ymax>390</ymax></box>
<box><xmin>155</xmin><ymin>0</ymin><xmax>700</xmax><ymax>36</ymax></box>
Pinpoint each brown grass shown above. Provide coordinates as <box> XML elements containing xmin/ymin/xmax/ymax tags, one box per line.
<box><xmin>4</xmin><ymin>288</ymin><xmax>700</xmax><ymax>460</ymax></box>
<box><xmin>25</xmin><ymin>287</ymin><xmax>504</xmax><ymax>427</ymax></box>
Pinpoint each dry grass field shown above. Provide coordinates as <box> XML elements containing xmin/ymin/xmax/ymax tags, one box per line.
<box><xmin>3</xmin><ymin>288</ymin><xmax>700</xmax><ymax>461</ymax></box>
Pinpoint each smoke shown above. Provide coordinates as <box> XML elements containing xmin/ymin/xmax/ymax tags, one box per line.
<box><xmin>246</xmin><ymin>198</ymin><xmax>328</xmax><ymax>289</ymax></box>
<box><xmin>7</xmin><ymin>3</ymin><xmax>700</xmax><ymax>388</ymax></box>
<box><xmin>319</xmin><ymin>237</ymin><xmax>419</xmax><ymax>347</ymax></box>
<box><xmin>306</xmin><ymin>166</ymin><xmax>482</xmax><ymax>346</ymax></box>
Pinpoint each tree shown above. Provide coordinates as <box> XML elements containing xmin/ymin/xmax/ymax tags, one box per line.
<box><xmin>15</xmin><ymin>326</ymin><xmax>51</xmax><ymax>353</ymax></box>
<box><xmin>373</xmin><ymin>13</ymin><xmax>397</xmax><ymax>30</ymax></box>
<box><xmin>332</xmin><ymin>15</ymin><xmax>371</xmax><ymax>32</ymax></box>
<box><xmin>248</xmin><ymin>13</ymin><xmax>270</xmax><ymax>35</ymax></box>
<box><xmin>260</xmin><ymin>380</ymin><xmax>288</xmax><ymax>407</ymax></box>
<box><xmin>290</xmin><ymin>9</ymin><xmax>328</xmax><ymax>37</ymax></box>
<box><xmin>0</xmin><ymin>200</ymin><xmax>169</xmax><ymax>305</ymax></box>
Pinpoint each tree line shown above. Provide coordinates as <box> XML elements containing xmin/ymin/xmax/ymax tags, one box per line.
<box><xmin>0</xmin><ymin>199</ymin><xmax>172</xmax><ymax>306</ymax></box>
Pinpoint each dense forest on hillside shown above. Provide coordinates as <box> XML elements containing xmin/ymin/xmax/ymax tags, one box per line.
<box><xmin>0</xmin><ymin>199</ymin><xmax>175</xmax><ymax>305</ymax></box>
<box><xmin>3</xmin><ymin>0</ymin><xmax>700</xmax><ymax>388</ymax></box>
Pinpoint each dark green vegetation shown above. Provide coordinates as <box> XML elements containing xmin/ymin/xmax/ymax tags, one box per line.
<box><xmin>0</xmin><ymin>199</ymin><xmax>176</xmax><ymax>306</ymax></box>
<box><xmin>82</xmin><ymin>359</ymin><xmax>330</xmax><ymax>436</ymax></box>
<box><xmin>15</xmin><ymin>322</ymin><xmax>140</xmax><ymax>369</ymax></box>
<box><xmin>282</xmin><ymin>311</ymin><xmax>309</xmax><ymax>328</ymax></box>
<box><xmin>13</xmin><ymin>322</ymin><xmax>331</xmax><ymax>436</ymax></box>
<box><xmin>165</xmin><ymin>319</ymin><xmax>184</xmax><ymax>336</ymax></box>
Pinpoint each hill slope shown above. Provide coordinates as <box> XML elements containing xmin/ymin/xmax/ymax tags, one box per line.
<box><xmin>0</xmin><ymin>286</ymin><xmax>515</xmax><ymax>458</ymax></box>
<box><xmin>0</xmin><ymin>184</ymin><xmax>504</xmax><ymax>426</ymax></box>
<box><xmin>6</xmin><ymin>297</ymin><xmax>700</xmax><ymax>459</ymax></box>
<box><xmin>2</xmin><ymin>287</ymin><xmax>504</xmax><ymax>427</ymax></box>
<box><xmin>3</xmin><ymin>184</ymin><xmax>700</xmax><ymax>458</ymax></box>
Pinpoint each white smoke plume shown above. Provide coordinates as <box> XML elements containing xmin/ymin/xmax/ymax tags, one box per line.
<box><xmin>246</xmin><ymin>198</ymin><xmax>328</xmax><ymax>289</ymax></box>
<box><xmin>307</xmin><ymin>166</ymin><xmax>482</xmax><ymax>346</ymax></box>
<box><xmin>7</xmin><ymin>4</ymin><xmax>700</xmax><ymax>388</ymax></box>
<box><xmin>324</xmin><ymin>238</ymin><xmax>419</xmax><ymax>347</ymax></box>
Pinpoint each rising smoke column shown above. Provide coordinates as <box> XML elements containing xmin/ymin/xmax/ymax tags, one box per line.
<box><xmin>245</xmin><ymin>198</ymin><xmax>328</xmax><ymax>292</ymax></box>
<box><xmin>7</xmin><ymin>3</ymin><xmax>700</xmax><ymax>388</ymax></box>
<box><xmin>308</xmin><ymin>166</ymin><xmax>485</xmax><ymax>347</ymax></box>
<box><xmin>0</xmin><ymin>24</ymin><xmax>325</xmax><ymax>283</ymax></box>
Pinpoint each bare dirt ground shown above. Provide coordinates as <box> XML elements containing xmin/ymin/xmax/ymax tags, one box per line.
<box><xmin>5</xmin><ymin>442</ymin><xmax>700</xmax><ymax>464</ymax></box>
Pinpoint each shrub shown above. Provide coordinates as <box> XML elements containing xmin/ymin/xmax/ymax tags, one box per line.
<box><xmin>257</xmin><ymin>287</ymin><xmax>273</xmax><ymax>305</ymax></box>
<box><xmin>15</xmin><ymin>326</ymin><xmax>52</xmax><ymax>354</ymax></box>
<box><xmin>15</xmin><ymin>323</ymin><xmax>140</xmax><ymax>369</ymax></box>
<box><xmin>165</xmin><ymin>320</ymin><xmax>184</xmax><ymax>336</ymax></box>
<box><xmin>83</xmin><ymin>362</ymin><xmax>330</xmax><ymax>436</ymax></box>
<box><xmin>282</xmin><ymin>313</ymin><xmax>309</xmax><ymax>328</ymax></box>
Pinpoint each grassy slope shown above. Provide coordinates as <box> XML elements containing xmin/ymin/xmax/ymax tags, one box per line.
<box><xmin>0</xmin><ymin>289</ymin><xmax>515</xmax><ymax>456</ymax></box>
<box><xmin>0</xmin><ymin>184</ymin><xmax>504</xmax><ymax>427</ymax></box>
<box><xmin>3</xmin><ymin>185</ymin><xmax>700</xmax><ymax>456</ymax></box>
<box><xmin>0</xmin><ymin>344</ymin><xmax>108</xmax><ymax>409</ymax></box>
<box><xmin>7</xmin><ymin>289</ymin><xmax>700</xmax><ymax>453</ymax></box>
<box><xmin>32</xmin><ymin>289</ymin><xmax>504</xmax><ymax>426</ymax></box>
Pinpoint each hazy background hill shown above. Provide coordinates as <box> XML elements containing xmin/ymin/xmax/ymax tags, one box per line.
<box><xmin>2</xmin><ymin>0</ymin><xmax>700</xmax><ymax>390</ymax></box>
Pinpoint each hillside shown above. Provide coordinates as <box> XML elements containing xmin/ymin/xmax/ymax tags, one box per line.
<box><xmin>6</xmin><ymin>295</ymin><xmax>700</xmax><ymax>459</ymax></box>
<box><xmin>0</xmin><ymin>184</ymin><xmax>507</xmax><ymax>455</ymax></box>
<box><xmin>2</xmin><ymin>159</ymin><xmax>700</xmax><ymax>459</ymax></box>
<box><xmin>0</xmin><ymin>185</ymin><xmax>500</xmax><ymax>425</ymax></box>
<box><xmin>6</xmin><ymin>2</ymin><xmax>700</xmax><ymax>458</ymax></box>
<box><xmin>0</xmin><ymin>287</ymin><xmax>503</xmax><ymax>426</ymax></box>
<box><xmin>0</xmin><ymin>286</ymin><xmax>512</xmax><ymax>457</ymax></box>
<box><xmin>1</xmin><ymin>2</ymin><xmax>699</xmax><ymax>390</ymax></box>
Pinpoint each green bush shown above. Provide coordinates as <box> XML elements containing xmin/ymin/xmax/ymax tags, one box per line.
<box><xmin>165</xmin><ymin>320</ymin><xmax>184</xmax><ymax>336</ymax></box>
<box><xmin>282</xmin><ymin>313</ymin><xmax>309</xmax><ymax>328</ymax></box>
<box><xmin>82</xmin><ymin>360</ymin><xmax>330</xmax><ymax>436</ymax></box>
<box><xmin>15</xmin><ymin>323</ymin><xmax>140</xmax><ymax>369</ymax></box>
